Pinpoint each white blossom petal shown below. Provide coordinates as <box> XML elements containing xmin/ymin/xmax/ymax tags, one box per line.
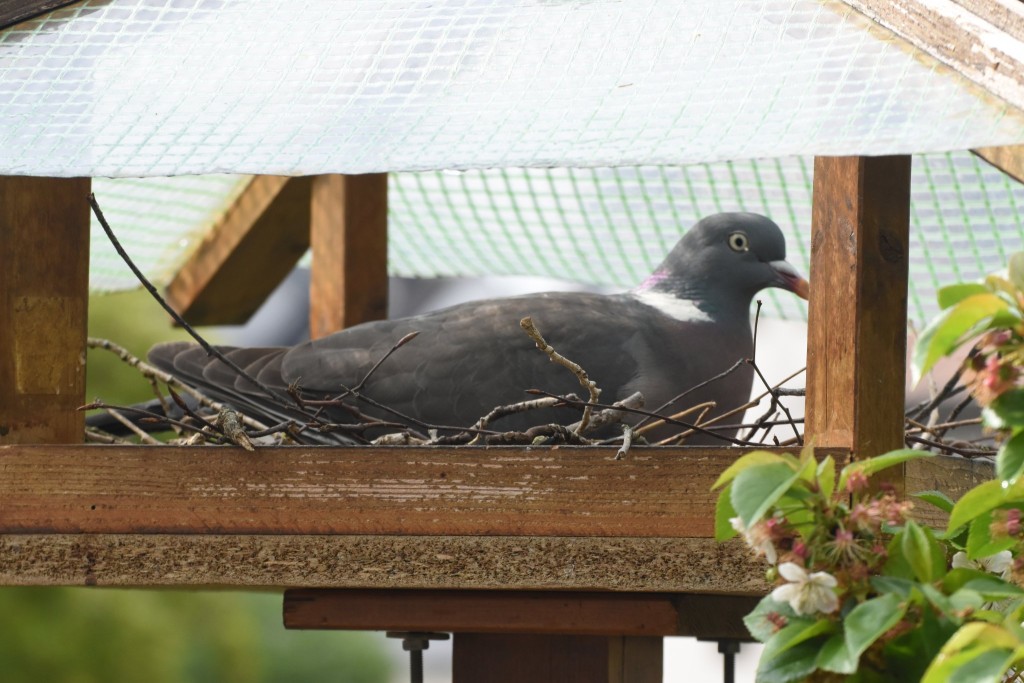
<box><xmin>778</xmin><ymin>562</ymin><xmax>807</xmax><ymax>583</ymax></box>
<box><xmin>771</xmin><ymin>563</ymin><xmax>839</xmax><ymax>616</ymax></box>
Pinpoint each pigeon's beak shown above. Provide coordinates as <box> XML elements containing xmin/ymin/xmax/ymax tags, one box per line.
<box><xmin>769</xmin><ymin>260</ymin><xmax>810</xmax><ymax>300</ymax></box>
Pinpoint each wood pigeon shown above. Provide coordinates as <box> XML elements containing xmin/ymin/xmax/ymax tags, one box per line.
<box><xmin>143</xmin><ymin>212</ymin><xmax>808</xmax><ymax>444</ymax></box>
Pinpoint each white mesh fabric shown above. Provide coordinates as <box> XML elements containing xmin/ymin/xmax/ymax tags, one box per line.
<box><xmin>4</xmin><ymin>0</ymin><xmax>1024</xmax><ymax>177</ymax></box>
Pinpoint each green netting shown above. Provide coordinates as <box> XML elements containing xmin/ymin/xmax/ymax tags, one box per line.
<box><xmin>89</xmin><ymin>152</ymin><xmax>1024</xmax><ymax>328</ymax></box>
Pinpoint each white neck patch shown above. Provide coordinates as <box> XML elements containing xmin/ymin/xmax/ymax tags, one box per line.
<box><xmin>630</xmin><ymin>290</ymin><xmax>712</xmax><ymax>323</ymax></box>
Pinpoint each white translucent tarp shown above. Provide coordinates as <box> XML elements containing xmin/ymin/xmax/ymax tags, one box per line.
<box><xmin>4</xmin><ymin>0</ymin><xmax>1024</xmax><ymax>177</ymax></box>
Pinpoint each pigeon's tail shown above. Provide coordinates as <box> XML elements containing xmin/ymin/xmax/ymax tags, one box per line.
<box><xmin>85</xmin><ymin>342</ymin><xmax>358</xmax><ymax>445</ymax></box>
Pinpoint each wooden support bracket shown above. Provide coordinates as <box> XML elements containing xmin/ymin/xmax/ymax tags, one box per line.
<box><xmin>164</xmin><ymin>175</ymin><xmax>314</xmax><ymax>325</ymax></box>
<box><xmin>973</xmin><ymin>145</ymin><xmax>1024</xmax><ymax>185</ymax></box>
<box><xmin>163</xmin><ymin>173</ymin><xmax>388</xmax><ymax>333</ymax></box>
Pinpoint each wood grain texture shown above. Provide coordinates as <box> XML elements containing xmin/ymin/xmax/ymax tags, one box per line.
<box><xmin>0</xmin><ymin>176</ymin><xmax>90</xmax><ymax>445</ymax></box>
<box><xmin>907</xmin><ymin>454</ymin><xmax>993</xmax><ymax>529</ymax></box>
<box><xmin>805</xmin><ymin>157</ymin><xmax>911</xmax><ymax>472</ymax></box>
<box><xmin>453</xmin><ymin>634</ymin><xmax>661</xmax><ymax>683</ymax></box>
<box><xmin>0</xmin><ymin>0</ymin><xmax>80</xmax><ymax>30</ymax></box>
<box><xmin>165</xmin><ymin>175</ymin><xmax>313</xmax><ymax>325</ymax></box>
<box><xmin>0</xmin><ymin>444</ymin><xmax>760</xmax><ymax>537</ymax></box>
<box><xmin>973</xmin><ymin>145</ymin><xmax>1024</xmax><ymax>185</ymax></box>
<box><xmin>284</xmin><ymin>589</ymin><xmax>758</xmax><ymax>639</ymax></box>
<box><xmin>841</xmin><ymin>0</ymin><xmax>1024</xmax><ymax>114</ymax></box>
<box><xmin>309</xmin><ymin>174</ymin><xmax>388</xmax><ymax>338</ymax></box>
<box><xmin>0</xmin><ymin>534</ymin><xmax>769</xmax><ymax>593</ymax></box>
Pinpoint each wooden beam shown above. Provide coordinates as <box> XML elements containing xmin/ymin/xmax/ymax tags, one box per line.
<box><xmin>164</xmin><ymin>175</ymin><xmax>313</xmax><ymax>325</ymax></box>
<box><xmin>841</xmin><ymin>0</ymin><xmax>1024</xmax><ymax>113</ymax></box>
<box><xmin>0</xmin><ymin>444</ymin><xmax>799</xmax><ymax>537</ymax></box>
<box><xmin>309</xmin><ymin>173</ymin><xmax>388</xmax><ymax>338</ymax></box>
<box><xmin>973</xmin><ymin>145</ymin><xmax>1024</xmax><ymax>185</ymax></box>
<box><xmin>0</xmin><ymin>177</ymin><xmax>90</xmax><ymax>444</ymax></box>
<box><xmin>0</xmin><ymin>534</ymin><xmax>768</xmax><ymax>593</ymax></box>
<box><xmin>805</xmin><ymin>156</ymin><xmax>911</xmax><ymax>463</ymax></box>
<box><xmin>283</xmin><ymin>589</ymin><xmax>757</xmax><ymax>639</ymax></box>
<box><xmin>453</xmin><ymin>634</ymin><xmax>661</xmax><ymax>683</ymax></box>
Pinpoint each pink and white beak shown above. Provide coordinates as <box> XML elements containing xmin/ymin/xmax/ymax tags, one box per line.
<box><xmin>769</xmin><ymin>260</ymin><xmax>810</xmax><ymax>300</ymax></box>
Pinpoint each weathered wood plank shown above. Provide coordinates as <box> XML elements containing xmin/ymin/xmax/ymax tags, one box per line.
<box><xmin>842</xmin><ymin>0</ymin><xmax>1024</xmax><ymax>114</ymax></box>
<box><xmin>0</xmin><ymin>176</ymin><xmax>90</xmax><ymax>445</ymax></box>
<box><xmin>805</xmin><ymin>157</ymin><xmax>911</xmax><ymax>472</ymax></box>
<box><xmin>164</xmin><ymin>176</ymin><xmax>313</xmax><ymax>325</ymax></box>
<box><xmin>907</xmin><ymin>454</ymin><xmax>993</xmax><ymax>529</ymax></box>
<box><xmin>284</xmin><ymin>589</ymin><xmax>758</xmax><ymax>639</ymax></box>
<box><xmin>0</xmin><ymin>534</ymin><xmax>768</xmax><ymax>593</ymax></box>
<box><xmin>309</xmin><ymin>174</ymin><xmax>389</xmax><ymax>338</ymax></box>
<box><xmin>0</xmin><ymin>445</ymin><xmax>766</xmax><ymax>537</ymax></box>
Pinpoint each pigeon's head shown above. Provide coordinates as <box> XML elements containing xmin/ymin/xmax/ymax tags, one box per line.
<box><xmin>640</xmin><ymin>212</ymin><xmax>809</xmax><ymax>314</ymax></box>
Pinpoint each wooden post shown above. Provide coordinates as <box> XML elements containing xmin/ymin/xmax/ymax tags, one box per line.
<box><xmin>454</xmin><ymin>634</ymin><xmax>662</xmax><ymax>683</ymax></box>
<box><xmin>805</xmin><ymin>156</ymin><xmax>911</xmax><ymax>468</ymax></box>
<box><xmin>0</xmin><ymin>177</ymin><xmax>91</xmax><ymax>444</ymax></box>
<box><xmin>309</xmin><ymin>174</ymin><xmax>388</xmax><ymax>338</ymax></box>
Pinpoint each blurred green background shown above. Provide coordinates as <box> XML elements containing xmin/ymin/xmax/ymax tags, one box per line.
<box><xmin>0</xmin><ymin>290</ymin><xmax>392</xmax><ymax>683</ymax></box>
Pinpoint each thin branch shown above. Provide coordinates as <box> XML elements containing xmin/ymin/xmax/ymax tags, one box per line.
<box><xmin>615</xmin><ymin>425</ymin><xmax>633</xmax><ymax>460</ymax></box>
<box><xmin>89</xmin><ymin>194</ymin><xmax>298</xmax><ymax>414</ymax></box>
<box><xmin>520</xmin><ymin>316</ymin><xmax>601</xmax><ymax>434</ymax></box>
<box><xmin>904</xmin><ymin>434</ymin><xmax>995</xmax><ymax>458</ymax></box>
<box><xmin>103</xmin><ymin>408</ymin><xmax>163</xmax><ymax>445</ymax></box>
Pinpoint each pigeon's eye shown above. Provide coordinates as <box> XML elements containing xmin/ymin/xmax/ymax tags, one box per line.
<box><xmin>728</xmin><ymin>232</ymin><xmax>749</xmax><ymax>252</ymax></box>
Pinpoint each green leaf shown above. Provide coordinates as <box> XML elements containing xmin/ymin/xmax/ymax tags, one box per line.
<box><xmin>944</xmin><ymin>622</ymin><xmax>1018</xmax><ymax>651</ymax></box>
<box><xmin>901</xmin><ymin>521</ymin><xmax>946</xmax><ymax>583</ymax></box>
<box><xmin>1010</xmin><ymin>253</ymin><xmax>1024</xmax><ymax>294</ymax></box>
<box><xmin>948</xmin><ymin>588</ymin><xmax>985</xmax><ymax>615</ymax></box>
<box><xmin>938</xmin><ymin>283</ymin><xmax>990</xmax><ymax>309</ymax></box>
<box><xmin>756</xmin><ymin>636</ymin><xmax>827</xmax><ymax>683</ymax></box>
<box><xmin>948</xmin><ymin>480</ymin><xmax>1014</xmax><ymax>534</ymax></box>
<box><xmin>869</xmin><ymin>576</ymin><xmax>915</xmax><ymax>598</ymax></box>
<box><xmin>949</xmin><ymin>648</ymin><xmax>1017</xmax><ymax>683</ymax></box>
<box><xmin>966</xmin><ymin>510</ymin><xmax>1017</xmax><ymax>560</ymax></box>
<box><xmin>761</xmin><ymin>618</ymin><xmax>835</xmax><ymax>662</ymax></box>
<box><xmin>743</xmin><ymin>597</ymin><xmax>797</xmax><ymax>643</ymax></box>
<box><xmin>987</xmin><ymin>274</ymin><xmax>1021</xmax><ymax>303</ymax></box>
<box><xmin>960</xmin><ymin>577</ymin><xmax>1024</xmax><ymax>600</ymax></box>
<box><xmin>885</xmin><ymin>529</ymin><xmax>916</xmax><ymax>580</ymax></box>
<box><xmin>837</xmin><ymin>449</ymin><xmax>933</xmax><ymax>492</ymax></box>
<box><xmin>884</xmin><ymin>607</ymin><xmax>959</xmax><ymax>682</ymax></box>
<box><xmin>715</xmin><ymin>481</ymin><xmax>739</xmax><ymax>541</ymax></box>
<box><xmin>902</xmin><ymin>521</ymin><xmax>934</xmax><ymax>582</ymax></box>
<box><xmin>731</xmin><ymin>462</ymin><xmax>803</xmax><ymax>527</ymax></box>
<box><xmin>844</xmin><ymin>593</ymin><xmax>907</xmax><ymax>662</ymax></box>
<box><xmin>999</xmin><ymin>430</ymin><xmax>1024</xmax><ymax>484</ymax></box>
<box><xmin>815</xmin><ymin>631</ymin><xmax>856</xmax><ymax>674</ymax></box>
<box><xmin>944</xmin><ymin>567</ymin><xmax>998</xmax><ymax>593</ymax></box>
<box><xmin>817</xmin><ymin>454</ymin><xmax>835</xmax><ymax>499</ymax></box>
<box><xmin>712</xmin><ymin>450</ymin><xmax>789</xmax><ymax>490</ymax></box>
<box><xmin>919</xmin><ymin>583</ymin><xmax>954</xmax><ymax>614</ymax></box>
<box><xmin>922</xmin><ymin>623</ymin><xmax>1022</xmax><ymax>683</ymax></box>
<box><xmin>913</xmin><ymin>293</ymin><xmax>1014</xmax><ymax>381</ymax></box>
<box><xmin>925</xmin><ymin>648</ymin><xmax>1014</xmax><ymax>683</ymax></box>
<box><xmin>914</xmin><ymin>489</ymin><xmax>956</xmax><ymax>514</ymax></box>
<box><xmin>991</xmin><ymin>393</ymin><xmax>1024</xmax><ymax>432</ymax></box>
